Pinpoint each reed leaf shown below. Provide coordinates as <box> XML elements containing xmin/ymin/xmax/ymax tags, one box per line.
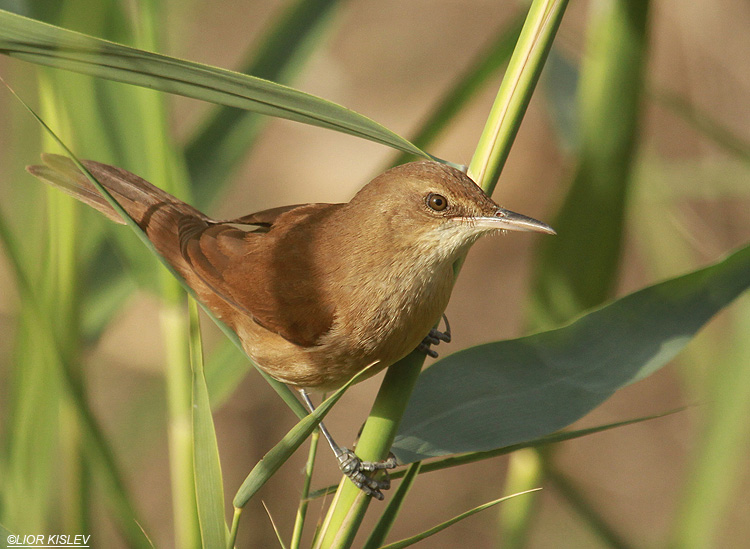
<box><xmin>394</xmin><ymin>243</ymin><xmax>750</xmax><ymax>462</ymax></box>
<box><xmin>0</xmin><ymin>8</ymin><xmax>430</xmax><ymax>160</ymax></box>
<box><xmin>189</xmin><ymin>298</ymin><xmax>227</xmax><ymax>548</ymax></box>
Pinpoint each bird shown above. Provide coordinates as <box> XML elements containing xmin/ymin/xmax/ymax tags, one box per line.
<box><xmin>28</xmin><ymin>154</ymin><xmax>555</xmax><ymax>498</ymax></box>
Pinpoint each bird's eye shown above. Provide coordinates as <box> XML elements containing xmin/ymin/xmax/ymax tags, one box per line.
<box><xmin>426</xmin><ymin>193</ymin><xmax>448</xmax><ymax>211</ymax></box>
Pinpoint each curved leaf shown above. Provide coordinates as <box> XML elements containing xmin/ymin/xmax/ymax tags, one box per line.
<box><xmin>394</xmin><ymin>243</ymin><xmax>750</xmax><ymax>462</ymax></box>
<box><xmin>378</xmin><ymin>489</ymin><xmax>540</xmax><ymax>549</ymax></box>
<box><xmin>0</xmin><ymin>9</ymin><xmax>429</xmax><ymax>159</ymax></box>
<box><xmin>189</xmin><ymin>299</ymin><xmax>227</xmax><ymax>549</ymax></box>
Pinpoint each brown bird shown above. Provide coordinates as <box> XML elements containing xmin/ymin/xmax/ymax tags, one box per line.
<box><xmin>28</xmin><ymin>155</ymin><xmax>554</xmax><ymax>498</ymax></box>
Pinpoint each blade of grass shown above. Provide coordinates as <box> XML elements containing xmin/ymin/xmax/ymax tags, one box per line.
<box><xmin>39</xmin><ymin>63</ymin><xmax>88</xmax><ymax>537</ymax></box>
<box><xmin>314</xmin><ymin>351</ymin><xmax>426</xmax><ymax>549</ymax></box>
<box><xmin>232</xmin><ymin>364</ymin><xmax>374</xmax><ymax>509</ymax></box>
<box><xmin>361</xmin><ymin>462</ymin><xmax>422</xmax><ymax>549</ymax></box>
<box><xmin>263</xmin><ymin>502</ymin><xmax>288</xmax><ymax>549</ymax></box>
<box><xmin>0</xmin><ymin>523</ymin><xmax>16</xmax><ymax>542</ymax></box>
<box><xmin>668</xmin><ymin>304</ymin><xmax>750</xmax><ymax>548</ymax></box>
<box><xmin>307</xmin><ymin>410</ymin><xmax>684</xmax><ymax>500</ymax></box>
<box><xmin>1</xmin><ymin>69</ymin><xmax>67</xmax><ymax>535</ymax></box>
<box><xmin>633</xmin><ymin>157</ymin><xmax>750</xmax><ymax>548</ymax></box>
<box><xmin>291</xmin><ymin>429</ymin><xmax>320</xmax><ymax>549</ymax></box>
<box><xmin>186</xmin><ymin>0</ymin><xmax>345</xmax><ymax>205</ymax></box>
<box><xmin>228</xmin><ymin>508</ymin><xmax>242</xmax><ymax>549</ymax></box>
<box><xmin>499</xmin><ymin>448</ymin><xmax>544</xmax><ymax>548</ymax></box>
<box><xmin>126</xmin><ymin>5</ymin><xmax>203</xmax><ymax>545</ymax></box>
<box><xmin>3</xmin><ymin>298</ymin><xmax>61</xmax><ymax>534</ymax></box>
<box><xmin>378</xmin><ymin>489</ymin><xmax>541</xmax><ymax>549</ymax></box>
<box><xmin>189</xmin><ymin>297</ymin><xmax>227</xmax><ymax>549</ymax></box>
<box><xmin>0</xmin><ymin>8</ymin><xmax>431</xmax><ymax>159</ymax></box>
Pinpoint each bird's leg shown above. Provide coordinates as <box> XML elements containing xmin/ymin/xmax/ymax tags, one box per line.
<box><xmin>299</xmin><ymin>389</ymin><xmax>397</xmax><ymax>500</ymax></box>
<box><xmin>417</xmin><ymin>313</ymin><xmax>452</xmax><ymax>358</ymax></box>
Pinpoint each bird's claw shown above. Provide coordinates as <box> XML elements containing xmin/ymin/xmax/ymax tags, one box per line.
<box><xmin>336</xmin><ymin>449</ymin><xmax>398</xmax><ymax>500</ymax></box>
<box><xmin>417</xmin><ymin>314</ymin><xmax>451</xmax><ymax>358</ymax></box>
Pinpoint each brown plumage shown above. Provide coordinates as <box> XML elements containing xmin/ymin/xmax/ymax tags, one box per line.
<box><xmin>28</xmin><ymin>155</ymin><xmax>554</xmax><ymax>390</ymax></box>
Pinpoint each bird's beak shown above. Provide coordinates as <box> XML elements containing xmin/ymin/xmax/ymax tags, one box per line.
<box><xmin>472</xmin><ymin>207</ymin><xmax>556</xmax><ymax>235</ymax></box>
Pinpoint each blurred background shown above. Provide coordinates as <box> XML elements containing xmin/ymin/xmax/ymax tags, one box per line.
<box><xmin>0</xmin><ymin>0</ymin><xmax>749</xmax><ymax>547</ymax></box>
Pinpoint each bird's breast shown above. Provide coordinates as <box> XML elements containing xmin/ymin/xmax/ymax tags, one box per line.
<box><xmin>322</xmin><ymin>247</ymin><xmax>456</xmax><ymax>369</ymax></box>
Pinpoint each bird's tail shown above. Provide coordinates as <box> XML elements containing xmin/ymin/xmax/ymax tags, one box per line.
<box><xmin>27</xmin><ymin>153</ymin><xmax>211</xmax><ymax>279</ymax></box>
<box><xmin>27</xmin><ymin>153</ymin><xmax>204</xmax><ymax>224</ymax></box>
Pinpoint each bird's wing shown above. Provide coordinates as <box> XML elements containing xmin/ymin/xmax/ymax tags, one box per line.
<box><xmin>180</xmin><ymin>203</ymin><xmax>338</xmax><ymax>347</ymax></box>
<box><xmin>221</xmin><ymin>204</ymin><xmax>306</xmax><ymax>229</ymax></box>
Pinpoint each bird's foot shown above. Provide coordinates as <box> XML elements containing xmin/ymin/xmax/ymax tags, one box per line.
<box><xmin>417</xmin><ymin>314</ymin><xmax>452</xmax><ymax>358</ymax></box>
<box><xmin>336</xmin><ymin>449</ymin><xmax>398</xmax><ymax>500</ymax></box>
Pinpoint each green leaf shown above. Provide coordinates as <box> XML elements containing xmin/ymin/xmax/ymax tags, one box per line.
<box><xmin>189</xmin><ymin>299</ymin><xmax>227</xmax><ymax>549</ymax></box>
<box><xmin>378</xmin><ymin>489</ymin><xmax>541</xmax><ymax>549</ymax></box>
<box><xmin>308</xmin><ymin>411</ymin><xmax>681</xmax><ymax>500</ymax></box>
<box><xmin>185</xmin><ymin>0</ymin><xmax>345</xmax><ymax>205</ymax></box>
<box><xmin>394</xmin><ymin>243</ymin><xmax>750</xmax><ymax>462</ymax></box>
<box><xmin>362</xmin><ymin>462</ymin><xmax>422</xmax><ymax>549</ymax></box>
<box><xmin>0</xmin><ymin>9</ymin><xmax>430</xmax><ymax>159</ymax></box>
<box><xmin>232</xmin><ymin>364</ymin><xmax>373</xmax><ymax>508</ymax></box>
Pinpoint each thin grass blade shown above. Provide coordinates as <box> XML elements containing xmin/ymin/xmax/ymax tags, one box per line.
<box><xmin>291</xmin><ymin>429</ymin><xmax>320</xmax><ymax>549</ymax></box>
<box><xmin>308</xmin><ymin>410</ymin><xmax>683</xmax><ymax>500</ymax></box>
<box><xmin>362</xmin><ymin>462</ymin><xmax>422</xmax><ymax>549</ymax></box>
<box><xmin>378</xmin><ymin>489</ymin><xmax>541</xmax><ymax>549</ymax></box>
<box><xmin>189</xmin><ymin>298</ymin><xmax>227</xmax><ymax>548</ymax></box>
<box><xmin>262</xmin><ymin>502</ymin><xmax>288</xmax><ymax>549</ymax></box>
<box><xmin>0</xmin><ymin>99</ymin><xmax>148</xmax><ymax>547</ymax></box>
<box><xmin>232</xmin><ymin>364</ymin><xmax>374</xmax><ymax>508</ymax></box>
<box><xmin>0</xmin><ymin>524</ymin><xmax>16</xmax><ymax>542</ymax></box>
<box><xmin>0</xmin><ymin>9</ymin><xmax>430</xmax><ymax>159</ymax></box>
